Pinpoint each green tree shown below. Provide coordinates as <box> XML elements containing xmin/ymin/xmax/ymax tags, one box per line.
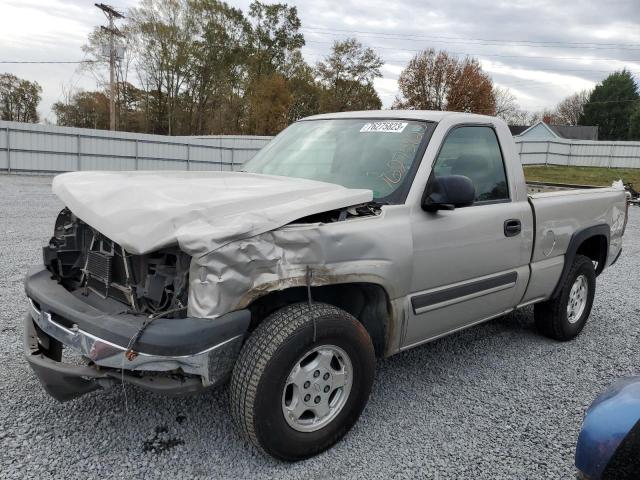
<box><xmin>69</xmin><ymin>0</ymin><xmax>374</xmax><ymax>134</ymax></box>
<box><xmin>117</xmin><ymin>82</ymin><xmax>146</xmax><ymax>132</ymax></box>
<box><xmin>81</xmin><ymin>20</ymin><xmax>135</xmax><ymax>131</ymax></box>
<box><xmin>245</xmin><ymin>1</ymin><xmax>306</xmax><ymax>131</ymax></box>
<box><xmin>580</xmin><ymin>70</ymin><xmax>639</xmax><ymax>140</ymax></box>
<box><xmin>187</xmin><ymin>0</ymin><xmax>251</xmax><ymax>134</ymax></box>
<box><xmin>128</xmin><ymin>0</ymin><xmax>194</xmax><ymax>134</ymax></box>
<box><xmin>316</xmin><ymin>38</ymin><xmax>383</xmax><ymax>112</ymax></box>
<box><xmin>53</xmin><ymin>90</ymin><xmax>110</xmax><ymax>129</ymax></box>
<box><xmin>0</xmin><ymin>73</ymin><xmax>42</xmax><ymax>123</ymax></box>
<box><xmin>629</xmin><ymin>104</ymin><xmax>640</xmax><ymax>140</ymax></box>
<box><xmin>248</xmin><ymin>73</ymin><xmax>292</xmax><ymax>135</ymax></box>
<box><xmin>247</xmin><ymin>1</ymin><xmax>304</xmax><ymax>76</ymax></box>
<box><xmin>283</xmin><ymin>50</ymin><xmax>321</xmax><ymax>122</ymax></box>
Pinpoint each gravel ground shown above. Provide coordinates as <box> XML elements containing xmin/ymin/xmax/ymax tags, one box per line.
<box><xmin>1</xmin><ymin>174</ymin><xmax>638</xmax><ymax>479</ymax></box>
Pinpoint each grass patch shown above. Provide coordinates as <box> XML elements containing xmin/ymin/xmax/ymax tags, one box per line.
<box><xmin>524</xmin><ymin>165</ymin><xmax>640</xmax><ymax>187</ymax></box>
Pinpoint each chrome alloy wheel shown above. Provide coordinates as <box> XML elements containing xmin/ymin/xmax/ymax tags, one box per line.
<box><xmin>567</xmin><ymin>274</ymin><xmax>588</xmax><ymax>324</ymax></box>
<box><xmin>281</xmin><ymin>345</ymin><xmax>353</xmax><ymax>433</ymax></box>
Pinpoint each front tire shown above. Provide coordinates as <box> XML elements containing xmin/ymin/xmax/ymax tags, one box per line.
<box><xmin>230</xmin><ymin>302</ymin><xmax>375</xmax><ymax>461</ymax></box>
<box><xmin>534</xmin><ymin>254</ymin><xmax>596</xmax><ymax>341</ymax></box>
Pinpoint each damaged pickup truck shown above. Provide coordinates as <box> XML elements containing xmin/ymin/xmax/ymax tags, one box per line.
<box><xmin>24</xmin><ymin>111</ymin><xmax>628</xmax><ymax>460</ymax></box>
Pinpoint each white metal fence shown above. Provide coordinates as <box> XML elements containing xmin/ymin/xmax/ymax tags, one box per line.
<box><xmin>516</xmin><ymin>138</ymin><xmax>640</xmax><ymax>169</ymax></box>
<box><xmin>3</xmin><ymin>120</ymin><xmax>640</xmax><ymax>174</ymax></box>
<box><xmin>0</xmin><ymin>120</ymin><xmax>272</xmax><ymax>174</ymax></box>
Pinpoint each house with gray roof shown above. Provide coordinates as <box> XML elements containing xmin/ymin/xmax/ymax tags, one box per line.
<box><xmin>509</xmin><ymin>121</ymin><xmax>598</xmax><ymax>140</ymax></box>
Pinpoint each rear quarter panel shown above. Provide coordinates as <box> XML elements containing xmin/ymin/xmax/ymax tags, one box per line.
<box><xmin>522</xmin><ymin>188</ymin><xmax>626</xmax><ymax>304</ymax></box>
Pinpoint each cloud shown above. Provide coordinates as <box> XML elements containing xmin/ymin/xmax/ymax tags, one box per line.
<box><xmin>297</xmin><ymin>0</ymin><xmax>640</xmax><ymax>110</ymax></box>
<box><xmin>1</xmin><ymin>0</ymin><xmax>639</xmax><ymax>122</ymax></box>
<box><xmin>0</xmin><ymin>0</ymin><xmax>138</xmax><ymax>122</ymax></box>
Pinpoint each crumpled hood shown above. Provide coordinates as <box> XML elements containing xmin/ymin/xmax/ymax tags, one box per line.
<box><xmin>52</xmin><ymin>171</ymin><xmax>372</xmax><ymax>257</ymax></box>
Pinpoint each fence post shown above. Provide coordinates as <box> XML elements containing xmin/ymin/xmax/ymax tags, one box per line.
<box><xmin>186</xmin><ymin>144</ymin><xmax>190</xmax><ymax>171</ymax></box>
<box><xmin>518</xmin><ymin>141</ymin><xmax>523</xmax><ymax>165</ymax></box>
<box><xmin>76</xmin><ymin>134</ymin><xmax>81</xmax><ymax>171</ymax></box>
<box><xmin>6</xmin><ymin>127</ymin><xmax>10</xmax><ymax>173</ymax></box>
<box><xmin>545</xmin><ymin>141</ymin><xmax>550</xmax><ymax>167</ymax></box>
<box><xmin>568</xmin><ymin>141</ymin><xmax>572</xmax><ymax>167</ymax></box>
<box><xmin>608</xmin><ymin>143</ymin><xmax>615</xmax><ymax>169</ymax></box>
<box><xmin>134</xmin><ymin>139</ymin><xmax>139</xmax><ymax>170</ymax></box>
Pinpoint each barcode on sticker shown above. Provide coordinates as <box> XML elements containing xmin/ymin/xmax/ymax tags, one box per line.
<box><xmin>360</xmin><ymin>121</ymin><xmax>408</xmax><ymax>133</ymax></box>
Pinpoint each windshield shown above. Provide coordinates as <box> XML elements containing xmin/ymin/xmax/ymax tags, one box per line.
<box><xmin>243</xmin><ymin>118</ymin><xmax>433</xmax><ymax>203</ymax></box>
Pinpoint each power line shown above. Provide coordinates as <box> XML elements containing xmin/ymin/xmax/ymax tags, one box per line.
<box><xmin>583</xmin><ymin>98</ymin><xmax>640</xmax><ymax>105</ymax></box>
<box><xmin>0</xmin><ymin>60</ymin><xmax>97</xmax><ymax>64</ymax></box>
<box><xmin>11</xmin><ymin>54</ymin><xmax>632</xmax><ymax>76</ymax></box>
<box><xmin>526</xmin><ymin>99</ymin><xmax>640</xmax><ymax>109</ymax></box>
<box><xmin>303</xmin><ymin>51</ymin><xmax>640</xmax><ymax>74</ymax></box>
<box><xmin>305</xmin><ymin>31</ymin><xmax>640</xmax><ymax>52</ymax></box>
<box><xmin>303</xmin><ymin>25</ymin><xmax>640</xmax><ymax>46</ymax></box>
<box><xmin>9</xmin><ymin>55</ymin><xmax>634</xmax><ymax>77</ymax></box>
<box><xmin>303</xmin><ymin>39</ymin><xmax>640</xmax><ymax>63</ymax></box>
<box><xmin>302</xmin><ymin>26</ymin><xmax>640</xmax><ymax>50</ymax></box>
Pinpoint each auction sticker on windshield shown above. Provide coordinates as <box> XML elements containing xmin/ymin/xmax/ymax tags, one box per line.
<box><xmin>360</xmin><ymin>121</ymin><xmax>408</xmax><ymax>133</ymax></box>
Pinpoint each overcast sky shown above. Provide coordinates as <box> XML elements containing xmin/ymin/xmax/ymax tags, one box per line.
<box><xmin>1</xmin><ymin>0</ymin><xmax>639</xmax><ymax>123</ymax></box>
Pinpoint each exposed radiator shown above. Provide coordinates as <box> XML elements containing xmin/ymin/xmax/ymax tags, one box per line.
<box><xmin>86</xmin><ymin>250</ymin><xmax>113</xmax><ymax>287</ymax></box>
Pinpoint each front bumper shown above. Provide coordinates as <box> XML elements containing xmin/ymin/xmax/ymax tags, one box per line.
<box><xmin>24</xmin><ymin>265</ymin><xmax>251</xmax><ymax>402</ymax></box>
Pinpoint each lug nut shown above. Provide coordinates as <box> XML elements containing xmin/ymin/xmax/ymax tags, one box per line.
<box><xmin>304</xmin><ymin>394</ymin><xmax>311</xmax><ymax>402</ymax></box>
<box><xmin>314</xmin><ymin>396</ymin><xmax>321</xmax><ymax>404</ymax></box>
<box><xmin>313</xmin><ymin>370</ymin><xmax>320</xmax><ymax>378</ymax></box>
<box><xmin>323</xmin><ymin>373</ymin><xmax>330</xmax><ymax>380</ymax></box>
<box><xmin>303</xmin><ymin>381</ymin><xmax>310</xmax><ymax>389</ymax></box>
<box><xmin>324</xmin><ymin>385</ymin><xmax>330</xmax><ymax>393</ymax></box>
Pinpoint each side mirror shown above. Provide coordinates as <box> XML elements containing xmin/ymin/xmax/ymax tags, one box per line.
<box><xmin>422</xmin><ymin>175</ymin><xmax>475</xmax><ymax>212</ymax></box>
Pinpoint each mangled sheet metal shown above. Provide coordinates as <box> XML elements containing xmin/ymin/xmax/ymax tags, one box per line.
<box><xmin>52</xmin><ymin>171</ymin><xmax>372</xmax><ymax>257</ymax></box>
<box><xmin>52</xmin><ymin>171</ymin><xmax>407</xmax><ymax>324</ymax></box>
<box><xmin>53</xmin><ymin>172</ymin><xmax>396</xmax><ymax>318</ymax></box>
<box><xmin>188</xmin><ymin>206</ymin><xmax>413</xmax><ymax>320</ymax></box>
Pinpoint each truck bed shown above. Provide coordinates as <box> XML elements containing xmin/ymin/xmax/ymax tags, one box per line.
<box><xmin>527</xmin><ymin>181</ymin><xmax>602</xmax><ymax>195</ymax></box>
<box><xmin>522</xmin><ymin>185</ymin><xmax>626</xmax><ymax>305</ymax></box>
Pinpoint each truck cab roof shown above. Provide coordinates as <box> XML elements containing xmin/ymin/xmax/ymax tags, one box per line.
<box><xmin>304</xmin><ymin>109</ymin><xmax>502</xmax><ymax>124</ymax></box>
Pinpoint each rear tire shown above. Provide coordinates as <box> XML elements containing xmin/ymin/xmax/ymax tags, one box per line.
<box><xmin>534</xmin><ymin>254</ymin><xmax>596</xmax><ymax>341</ymax></box>
<box><xmin>230</xmin><ymin>302</ymin><xmax>375</xmax><ymax>461</ymax></box>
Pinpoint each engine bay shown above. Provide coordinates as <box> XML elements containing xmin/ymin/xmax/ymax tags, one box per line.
<box><xmin>43</xmin><ymin>208</ymin><xmax>190</xmax><ymax>318</ymax></box>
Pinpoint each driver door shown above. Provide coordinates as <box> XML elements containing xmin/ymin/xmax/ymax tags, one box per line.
<box><xmin>403</xmin><ymin>125</ymin><xmax>532</xmax><ymax>348</ymax></box>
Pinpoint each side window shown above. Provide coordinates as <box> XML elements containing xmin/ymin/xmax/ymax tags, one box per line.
<box><xmin>432</xmin><ymin>126</ymin><xmax>509</xmax><ymax>203</ymax></box>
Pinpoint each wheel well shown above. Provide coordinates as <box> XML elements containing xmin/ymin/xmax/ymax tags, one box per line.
<box><xmin>576</xmin><ymin>234</ymin><xmax>608</xmax><ymax>275</ymax></box>
<box><xmin>246</xmin><ymin>283</ymin><xmax>391</xmax><ymax>357</ymax></box>
<box><xmin>550</xmin><ymin>225</ymin><xmax>610</xmax><ymax>299</ymax></box>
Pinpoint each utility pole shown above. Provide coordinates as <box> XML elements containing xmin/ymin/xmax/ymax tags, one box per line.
<box><xmin>95</xmin><ymin>3</ymin><xmax>124</xmax><ymax>131</ymax></box>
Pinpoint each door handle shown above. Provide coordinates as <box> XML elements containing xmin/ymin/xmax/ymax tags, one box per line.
<box><xmin>504</xmin><ymin>219</ymin><xmax>521</xmax><ymax>237</ymax></box>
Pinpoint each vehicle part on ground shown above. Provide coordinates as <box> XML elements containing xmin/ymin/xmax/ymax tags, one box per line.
<box><xmin>576</xmin><ymin>376</ymin><xmax>640</xmax><ymax>479</ymax></box>
<box><xmin>534</xmin><ymin>255</ymin><xmax>596</xmax><ymax>341</ymax></box>
<box><xmin>230</xmin><ymin>302</ymin><xmax>375</xmax><ymax>461</ymax></box>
